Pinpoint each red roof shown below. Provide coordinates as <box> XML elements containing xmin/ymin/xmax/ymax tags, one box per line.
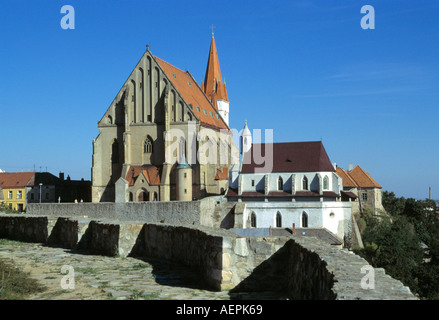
<box><xmin>215</xmin><ymin>167</ymin><xmax>228</xmax><ymax>180</ymax></box>
<box><xmin>125</xmin><ymin>165</ymin><xmax>161</xmax><ymax>186</ymax></box>
<box><xmin>348</xmin><ymin>165</ymin><xmax>382</xmax><ymax>188</ymax></box>
<box><xmin>241</xmin><ymin>141</ymin><xmax>335</xmax><ymax>174</ymax></box>
<box><xmin>336</xmin><ymin>167</ymin><xmax>359</xmax><ymax>188</ymax></box>
<box><xmin>202</xmin><ymin>36</ymin><xmax>229</xmax><ymax>103</ymax></box>
<box><xmin>0</xmin><ymin>172</ymin><xmax>35</xmax><ymax>188</ymax></box>
<box><xmin>154</xmin><ymin>56</ymin><xmax>229</xmax><ymax>131</ymax></box>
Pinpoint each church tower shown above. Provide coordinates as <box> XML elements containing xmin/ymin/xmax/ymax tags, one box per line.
<box><xmin>201</xmin><ymin>32</ymin><xmax>230</xmax><ymax>126</ymax></box>
<box><xmin>240</xmin><ymin>120</ymin><xmax>252</xmax><ymax>157</ymax></box>
<box><xmin>176</xmin><ymin>151</ymin><xmax>192</xmax><ymax>201</ymax></box>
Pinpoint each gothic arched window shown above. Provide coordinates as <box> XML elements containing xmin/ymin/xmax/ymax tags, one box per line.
<box><xmin>111</xmin><ymin>140</ymin><xmax>119</xmax><ymax>164</ymax></box>
<box><xmin>278</xmin><ymin>177</ymin><xmax>283</xmax><ymax>191</ymax></box>
<box><xmin>302</xmin><ymin>212</ymin><xmax>308</xmax><ymax>228</ymax></box>
<box><xmin>323</xmin><ymin>176</ymin><xmax>329</xmax><ymax>190</ymax></box>
<box><xmin>251</xmin><ymin>212</ymin><xmax>257</xmax><ymax>228</ymax></box>
<box><xmin>276</xmin><ymin>212</ymin><xmax>282</xmax><ymax>228</ymax></box>
<box><xmin>144</xmin><ymin>137</ymin><xmax>153</xmax><ymax>154</ymax></box>
<box><xmin>302</xmin><ymin>176</ymin><xmax>308</xmax><ymax>190</ymax></box>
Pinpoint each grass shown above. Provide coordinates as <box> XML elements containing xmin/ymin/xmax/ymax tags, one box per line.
<box><xmin>0</xmin><ymin>239</ymin><xmax>26</xmax><ymax>246</ymax></box>
<box><xmin>0</xmin><ymin>258</ymin><xmax>46</xmax><ymax>299</ymax></box>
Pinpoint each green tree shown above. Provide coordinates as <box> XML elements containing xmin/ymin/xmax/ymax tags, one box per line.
<box><xmin>382</xmin><ymin>190</ymin><xmax>406</xmax><ymax>216</ymax></box>
<box><xmin>357</xmin><ymin>215</ymin><xmax>424</xmax><ymax>292</ymax></box>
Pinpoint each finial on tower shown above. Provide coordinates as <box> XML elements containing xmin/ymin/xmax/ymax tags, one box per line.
<box><xmin>210</xmin><ymin>24</ymin><xmax>215</xmax><ymax>38</ymax></box>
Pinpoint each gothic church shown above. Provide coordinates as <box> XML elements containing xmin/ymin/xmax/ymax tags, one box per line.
<box><xmin>92</xmin><ymin>34</ymin><xmax>237</xmax><ymax>202</ymax></box>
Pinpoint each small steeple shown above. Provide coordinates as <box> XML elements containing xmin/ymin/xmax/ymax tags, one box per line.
<box><xmin>240</xmin><ymin>120</ymin><xmax>252</xmax><ymax>156</ymax></box>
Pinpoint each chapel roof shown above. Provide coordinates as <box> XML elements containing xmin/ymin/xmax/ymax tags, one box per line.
<box><xmin>241</xmin><ymin>141</ymin><xmax>335</xmax><ymax>174</ymax></box>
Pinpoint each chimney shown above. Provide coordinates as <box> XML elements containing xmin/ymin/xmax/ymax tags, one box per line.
<box><xmin>292</xmin><ymin>223</ymin><xmax>296</xmax><ymax>235</ymax></box>
<box><xmin>349</xmin><ymin>163</ymin><xmax>354</xmax><ymax>171</ymax></box>
<box><xmin>59</xmin><ymin>172</ymin><xmax>64</xmax><ymax>180</ymax></box>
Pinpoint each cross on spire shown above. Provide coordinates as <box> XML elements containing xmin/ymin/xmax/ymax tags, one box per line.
<box><xmin>210</xmin><ymin>24</ymin><xmax>215</xmax><ymax>38</ymax></box>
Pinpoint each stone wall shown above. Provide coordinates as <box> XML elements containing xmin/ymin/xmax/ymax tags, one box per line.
<box><xmin>27</xmin><ymin>201</ymin><xmax>202</xmax><ymax>226</ymax></box>
<box><xmin>0</xmin><ymin>213</ymin><xmax>418</xmax><ymax>299</ymax></box>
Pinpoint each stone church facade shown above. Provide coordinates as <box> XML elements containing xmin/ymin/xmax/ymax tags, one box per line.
<box><xmin>92</xmin><ymin>36</ymin><xmax>237</xmax><ymax>203</ymax></box>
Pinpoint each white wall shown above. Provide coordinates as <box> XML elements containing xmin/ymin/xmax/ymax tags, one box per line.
<box><xmin>242</xmin><ymin>201</ymin><xmax>351</xmax><ymax>240</ymax></box>
<box><xmin>240</xmin><ymin>171</ymin><xmax>339</xmax><ymax>193</ymax></box>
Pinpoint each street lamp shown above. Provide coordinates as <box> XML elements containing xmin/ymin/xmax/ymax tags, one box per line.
<box><xmin>39</xmin><ymin>183</ymin><xmax>43</xmax><ymax>204</ymax></box>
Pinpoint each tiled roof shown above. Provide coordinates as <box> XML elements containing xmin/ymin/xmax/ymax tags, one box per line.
<box><xmin>241</xmin><ymin>141</ymin><xmax>335</xmax><ymax>174</ymax></box>
<box><xmin>337</xmin><ymin>165</ymin><xmax>381</xmax><ymax>189</ymax></box>
<box><xmin>215</xmin><ymin>167</ymin><xmax>228</xmax><ymax>180</ymax></box>
<box><xmin>348</xmin><ymin>165</ymin><xmax>382</xmax><ymax>188</ymax></box>
<box><xmin>125</xmin><ymin>165</ymin><xmax>161</xmax><ymax>186</ymax></box>
<box><xmin>0</xmin><ymin>172</ymin><xmax>35</xmax><ymax>188</ymax></box>
<box><xmin>154</xmin><ymin>56</ymin><xmax>229</xmax><ymax>131</ymax></box>
<box><xmin>336</xmin><ymin>167</ymin><xmax>359</xmax><ymax>188</ymax></box>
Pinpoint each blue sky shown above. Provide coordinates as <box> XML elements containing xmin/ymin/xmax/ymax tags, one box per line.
<box><xmin>1</xmin><ymin>0</ymin><xmax>438</xmax><ymax>200</ymax></box>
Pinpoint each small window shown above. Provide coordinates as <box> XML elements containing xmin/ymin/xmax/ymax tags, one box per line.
<box><xmin>144</xmin><ymin>137</ymin><xmax>153</xmax><ymax>153</ymax></box>
<box><xmin>184</xmin><ymin>189</ymin><xmax>187</xmax><ymax>194</ymax></box>
<box><xmin>323</xmin><ymin>176</ymin><xmax>329</xmax><ymax>190</ymax></box>
<box><xmin>302</xmin><ymin>212</ymin><xmax>308</xmax><ymax>228</ymax></box>
<box><xmin>209</xmin><ymin>112</ymin><xmax>213</xmax><ymax>117</ymax></box>
<box><xmin>215</xmin><ymin>114</ymin><xmax>220</xmax><ymax>119</ymax></box>
<box><xmin>17</xmin><ymin>191</ymin><xmax>22</xmax><ymax>199</ymax></box>
<box><xmin>203</xmin><ymin>109</ymin><xmax>207</xmax><ymax>115</ymax></box>
<box><xmin>302</xmin><ymin>176</ymin><xmax>308</xmax><ymax>190</ymax></box>
<box><xmin>362</xmin><ymin>193</ymin><xmax>368</xmax><ymax>201</ymax></box>
<box><xmin>196</xmin><ymin>106</ymin><xmax>200</xmax><ymax>112</ymax></box>
<box><xmin>250</xmin><ymin>212</ymin><xmax>257</xmax><ymax>228</ymax></box>
<box><xmin>278</xmin><ymin>177</ymin><xmax>283</xmax><ymax>191</ymax></box>
<box><xmin>173</xmin><ymin>74</ymin><xmax>176</xmax><ymax>79</ymax></box>
<box><xmin>276</xmin><ymin>212</ymin><xmax>282</xmax><ymax>228</ymax></box>
<box><xmin>8</xmin><ymin>191</ymin><xmax>12</xmax><ymax>199</ymax></box>
<box><xmin>251</xmin><ymin>180</ymin><xmax>255</xmax><ymax>187</ymax></box>
<box><xmin>187</xmin><ymin>81</ymin><xmax>191</xmax><ymax>86</ymax></box>
<box><xmin>184</xmin><ymin>173</ymin><xmax>187</xmax><ymax>178</ymax></box>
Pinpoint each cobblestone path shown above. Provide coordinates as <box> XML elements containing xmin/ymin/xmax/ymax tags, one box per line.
<box><xmin>0</xmin><ymin>241</ymin><xmax>232</xmax><ymax>300</ymax></box>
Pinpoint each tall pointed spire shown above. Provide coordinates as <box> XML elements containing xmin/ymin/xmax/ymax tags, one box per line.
<box><xmin>203</xmin><ymin>35</ymin><xmax>228</xmax><ymax>103</ymax></box>
<box><xmin>202</xmin><ymin>31</ymin><xmax>230</xmax><ymax>126</ymax></box>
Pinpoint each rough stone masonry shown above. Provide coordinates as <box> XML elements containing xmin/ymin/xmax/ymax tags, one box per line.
<box><xmin>0</xmin><ymin>213</ymin><xmax>417</xmax><ymax>299</ymax></box>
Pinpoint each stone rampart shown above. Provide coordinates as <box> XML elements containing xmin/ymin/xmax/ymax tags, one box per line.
<box><xmin>27</xmin><ymin>201</ymin><xmax>201</xmax><ymax>226</ymax></box>
<box><xmin>0</xmin><ymin>213</ymin><xmax>417</xmax><ymax>299</ymax></box>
